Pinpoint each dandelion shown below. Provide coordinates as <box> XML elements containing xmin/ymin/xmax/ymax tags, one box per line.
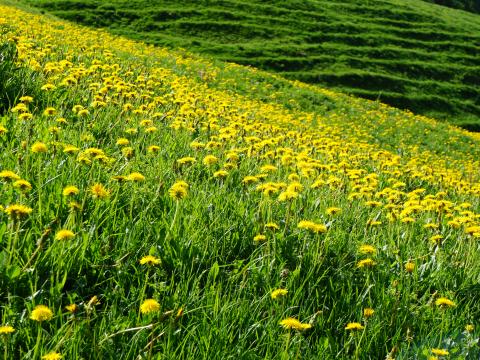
<box><xmin>87</xmin><ymin>296</ymin><xmax>100</xmax><ymax>308</ymax></box>
<box><xmin>465</xmin><ymin>324</ymin><xmax>474</xmax><ymax>332</ymax></box>
<box><xmin>297</xmin><ymin>220</ymin><xmax>327</xmax><ymax>233</ymax></box>
<box><xmin>405</xmin><ymin>261</ymin><xmax>415</xmax><ymax>273</ymax></box>
<box><xmin>435</xmin><ymin>297</ymin><xmax>455</xmax><ymax>308</ymax></box>
<box><xmin>278</xmin><ymin>190</ymin><xmax>298</xmax><ymax>201</ymax></box>
<box><xmin>147</xmin><ymin>145</ymin><xmax>160</xmax><ymax>153</ymax></box>
<box><xmin>31</xmin><ymin>142</ymin><xmax>48</xmax><ymax>153</ymax></box>
<box><xmin>0</xmin><ymin>170</ymin><xmax>21</xmax><ymax>181</ymax></box>
<box><xmin>203</xmin><ymin>155</ymin><xmax>218</xmax><ymax>166</ymax></box>
<box><xmin>63</xmin><ymin>186</ymin><xmax>79</xmax><ymax>196</ymax></box>
<box><xmin>242</xmin><ymin>176</ymin><xmax>259</xmax><ymax>185</ymax></box>
<box><xmin>430</xmin><ymin>235</ymin><xmax>443</xmax><ymax>244</ymax></box>
<box><xmin>19</xmin><ymin>96</ymin><xmax>34</xmax><ymax>103</ymax></box>
<box><xmin>18</xmin><ymin>112</ymin><xmax>33</xmax><ymax>121</ymax></box>
<box><xmin>326</xmin><ymin>207</ymin><xmax>342</xmax><ymax>215</ymax></box>
<box><xmin>12</xmin><ymin>179</ymin><xmax>32</xmax><ymax>192</ymax></box>
<box><xmin>177</xmin><ymin>156</ymin><xmax>196</xmax><ymax>165</ymax></box>
<box><xmin>213</xmin><ymin>170</ymin><xmax>229</xmax><ymax>178</ymax></box>
<box><xmin>271</xmin><ymin>288</ymin><xmax>288</xmax><ymax>299</ymax></box>
<box><xmin>345</xmin><ymin>322</ymin><xmax>364</xmax><ymax>331</ymax></box>
<box><xmin>357</xmin><ymin>258</ymin><xmax>376</xmax><ymax>268</ymax></box>
<box><xmin>363</xmin><ymin>308</ymin><xmax>375</xmax><ymax>318</ymax></box>
<box><xmin>139</xmin><ymin>255</ymin><xmax>161</xmax><ymax>266</ymax></box>
<box><xmin>30</xmin><ymin>305</ymin><xmax>53</xmax><ymax>322</ymax></box>
<box><xmin>116</xmin><ymin>138</ymin><xmax>129</xmax><ymax>146</ymax></box>
<box><xmin>279</xmin><ymin>317</ymin><xmax>312</xmax><ymax>331</ymax></box>
<box><xmin>265</xmin><ymin>222</ymin><xmax>280</xmax><ymax>230</ymax></box>
<box><xmin>43</xmin><ymin>107</ymin><xmax>56</xmax><ymax>116</ymax></box>
<box><xmin>90</xmin><ymin>183</ymin><xmax>110</xmax><ymax>199</ymax></box>
<box><xmin>126</xmin><ymin>172</ymin><xmax>145</xmax><ymax>182</ymax></box>
<box><xmin>42</xmin><ymin>352</ymin><xmax>62</xmax><ymax>360</ymax></box>
<box><xmin>65</xmin><ymin>304</ymin><xmax>78</xmax><ymax>313</ymax></box>
<box><xmin>0</xmin><ymin>125</ymin><xmax>7</xmax><ymax>135</ymax></box>
<box><xmin>63</xmin><ymin>145</ymin><xmax>79</xmax><ymax>154</ymax></box>
<box><xmin>169</xmin><ymin>181</ymin><xmax>188</xmax><ymax>200</ymax></box>
<box><xmin>0</xmin><ymin>325</ymin><xmax>15</xmax><ymax>334</ymax></box>
<box><xmin>55</xmin><ymin>229</ymin><xmax>75</xmax><ymax>241</ymax></box>
<box><xmin>253</xmin><ymin>234</ymin><xmax>266</xmax><ymax>243</ymax></box>
<box><xmin>359</xmin><ymin>245</ymin><xmax>376</xmax><ymax>255</ymax></box>
<box><xmin>140</xmin><ymin>299</ymin><xmax>161</xmax><ymax>314</ymax></box>
<box><xmin>41</xmin><ymin>83</ymin><xmax>56</xmax><ymax>91</ymax></box>
<box><xmin>431</xmin><ymin>349</ymin><xmax>449</xmax><ymax>356</ymax></box>
<box><xmin>5</xmin><ymin>204</ymin><xmax>32</xmax><ymax>219</ymax></box>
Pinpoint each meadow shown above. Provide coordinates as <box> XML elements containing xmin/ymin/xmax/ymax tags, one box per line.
<box><xmin>1</xmin><ymin>2</ymin><xmax>480</xmax><ymax>360</ymax></box>
<box><xmin>18</xmin><ymin>0</ymin><xmax>480</xmax><ymax>130</ymax></box>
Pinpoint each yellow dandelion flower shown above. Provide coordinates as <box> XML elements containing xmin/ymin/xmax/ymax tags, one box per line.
<box><xmin>271</xmin><ymin>288</ymin><xmax>288</xmax><ymax>299</ymax></box>
<box><xmin>297</xmin><ymin>220</ymin><xmax>327</xmax><ymax>233</ymax></box>
<box><xmin>55</xmin><ymin>229</ymin><xmax>75</xmax><ymax>241</ymax></box>
<box><xmin>0</xmin><ymin>170</ymin><xmax>20</xmax><ymax>181</ymax></box>
<box><xmin>126</xmin><ymin>172</ymin><xmax>145</xmax><ymax>182</ymax></box>
<box><xmin>253</xmin><ymin>234</ymin><xmax>266</xmax><ymax>242</ymax></box>
<box><xmin>430</xmin><ymin>235</ymin><xmax>443</xmax><ymax>244</ymax></box>
<box><xmin>357</xmin><ymin>258</ymin><xmax>376</xmax><ymax>268</ymax></box>
<box><xmin>19</xmin><ymin>96</ymin><xmax>34</xmax><ymax>103</ymax></box>
<box><xmin>90</xmin><ymin>183</ymin><xmax>110</xmax><ymax>199</ymax></box>
<box><xmin>65</xmin><ymin>304</ymin><xmax>78</xmax><ymax>313</ymax></box>
<box><xmin>279</xmin><ymin>317</ymin><xmax>311</xmax><ymax>331</ymax></box>
<box><xmin>0</xmin><ymin>325</ymin><xmax>15</xmax><ymax>334</ymax></box>
<box><xmin>405</xmin><ymin>261</ymin><xmax>415</xmax><ymax>273</ymax></box>
<box><xmin>30</xmin><ymin>305</ymin><xmax>53</xmax><ymax>322</ymax></box>
<box><xmin>13</xmin><ymin>179</ymin><xmax>32</xmax><ymax>192</ymax></box>
<box><xmin>278</xmin><ymin>190</ymin><xmax>298</xmax><ymax>201</ymax></box>
<box><xmin>147</xmin><ymin>145</ymin><xmax>160</xmax><ymax>153</ymax></box>
<box><xmin>43</xmin><ymin>107</ymin><xmax>56</xmax><ymax>116</ymax></box>
<box><xmin>42</xmin><ymin>352</ymin><xmax>62</xmax><ymax>360</ymax></box>
<box><xmin>0</xmin><ymin>125</ymin><xmax>8</xmax><ymax>134</ymax></box>
<box><xmin>41</xmin><ymin>83</ymin><xmax>56</xmax><ymax>91</ymax></box>
<box><xmin>465</xmin><ymin>324</ymin><xmax>474</xmax><ymax>332</ymax></box>
<box><xmin>213</xmin><ymin>170</ymin><xmax>229</xmax><ymax>178</ymax></box>
<box><xmin>116</xmin><ymin>138</ymin><xmax>130</xmax><ymax>146</ymax></box>
<box><xmin>140</xmin><ymin>299</ymin><xmax>160</xmax><ymax>314</ymax></box>
<box><xmin>139</xmin><ymin>255</ymin><xmax>161</xmax><ymax>266</ymax></box>
<box><xmin>18</xmin><ymin>112</ymin><xmax>33</xmax><ymax>121</ymax></box>
<box><xmin>242</xmin><ymin>176</ymin><xmax>259</xmax><ymax>185</ymax></box>
<box><xmin>203</xmin><ymin>155</ymin><xmax>218</xmax><ymax>166</ymax></box>
<box><xmin>169</xmin><ymin>181</ymin><xmax>188</xmax><ymax>200</ymax></box>
<box><xmin>177</xmin><ymin>156</ymin><xmax>196</xmax><ymax>166</ymax></box>
<box><xmin>326</xmin><ymin>207</ymin><xmax>342</xmax><ymax>216</ymax></box>
<box><xmin>31</xmin><ymin>142</ymin><xmax>48</xmax><ymax>153</ymax></box>
<box><xmin>5</xmin><ymin>204</ymin><xmax>32</xmax><ymax>219</ymax></box>
<box><xmin>265</xmin><ymin>222</ymin><xmax>280</xmax><ymax>230</ymax></box>
<box><xmin>63</xmin><ymin>186</ymin><xmax>79</xmax><ymax>196</ymax></box>
<box><xmin>63</xmin><ymin>145</ymin><xmax>79</xmax><ymax>154</ymax></box>
<box><xmin>363</xmin><ymin>308</ymin><xmax>375</xmax><ymax>318</ymax></box>
<box><xmin>435</xmin><ymin>297</ymin><xmax>455</xmax><ymax>308</ymax></box>
<box><xmin>359</xmin><ymin>245</ymin><xmax>376</xmax><ymax>255</ymax></box>
<box><xmin>345</xmin><ymin>322</ymin><xmax>364</xmax><ymax>331</ymax></box>
<box><xmin>431</xmin><ymin>349</ymin><xmax>449</xmax><ymax>356</ymax></box>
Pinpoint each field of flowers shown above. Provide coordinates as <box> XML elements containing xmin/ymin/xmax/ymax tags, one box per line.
<box><xmin>1</xmin><ymin>3</ymin><xmax>480</xmax><ymax>359</ymax></box>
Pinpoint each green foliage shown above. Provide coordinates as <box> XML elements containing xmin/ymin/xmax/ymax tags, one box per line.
<box><xmin>0</xmin><ymin>41</ymin><xmax>43</xmax><ymax>115</ymax></box>
<box><xmin>18</xmin><ymin>0</ymin><xmax>480</xmax><ymax>128</ymax></box>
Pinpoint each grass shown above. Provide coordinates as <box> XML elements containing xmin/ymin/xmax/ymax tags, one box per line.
<box><xmin>1</xmin><ymin>3</ymin><xmax>480</xmax><ymax>359</ymax></box>
<box><xmin>15</xmin><ymin>0</ymin><xmax>480</xmax><ymax>129</ymax></box>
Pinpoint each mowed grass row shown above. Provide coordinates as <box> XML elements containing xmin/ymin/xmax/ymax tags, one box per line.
<box><xmin>20</xmin><ymin>0</ymin><xmax>480</xmax><ymax>129</ymax></box>
<box><xmin>1</xmin><ymin>4</ymin><xmax>480</xmax><ymax>359</ymax></box>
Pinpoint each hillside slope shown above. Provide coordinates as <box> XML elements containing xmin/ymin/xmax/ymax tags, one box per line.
<box><xmin>1</xmin><ymin>3</ymin><xmax>480</xmax><ymax>359</ymax></box>
<box><xmin>19</xmin><ymin>0</ymin><xmax>480</xmax><ymax>129</ymax></box>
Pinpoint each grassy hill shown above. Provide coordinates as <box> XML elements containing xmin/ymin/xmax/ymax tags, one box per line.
<box><xmin>17</xmin><ymin>0</ymin><xmax>480</xmax><ymax>129</ymax></box>
<box><xmin>1</xmin><ymin>2</ymin><xmax>480</xmax><ymax>359</ymax></box>
<box><xmin>424</xmin><ymin>0</ymin><xmax>480</xmax><ymax>14</ymax></box>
